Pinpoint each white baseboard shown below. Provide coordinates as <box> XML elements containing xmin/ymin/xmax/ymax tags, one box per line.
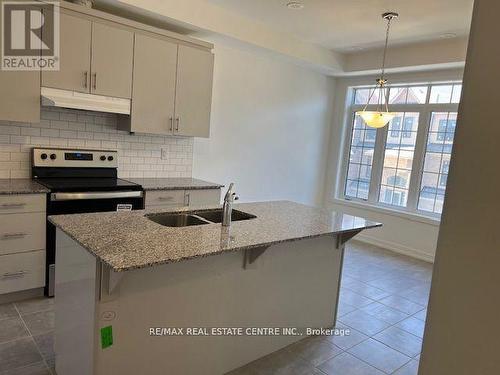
<box><xmin>354</xmin><ymin>233</ymin><xmax>435</xmax><ymax>263</ymax></box>
<box><xmin>0</xmin><ymin>287</ymin><xmax>44</xmax><ymax>304</ymax></box>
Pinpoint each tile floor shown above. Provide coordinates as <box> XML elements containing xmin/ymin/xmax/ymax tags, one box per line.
<box><xmin>0</xmin><ymin>241</ymin><xmax>432</xmax><ymax>375</ymax></box>
<box><xmin>228</xmin><ymin>241</ymin><xmax>432</xmax><ymax>375</ymax></box>
<box><xmin>0</xmin><ymin>297</ymin><xmax>54</xmax><ymax>374</ymax></box>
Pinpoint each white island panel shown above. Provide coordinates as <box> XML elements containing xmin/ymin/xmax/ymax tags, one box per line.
<box><xmin>55</xmin><ymin>231</ymin><xmax>343</xmax><ymax>375</ymax></box>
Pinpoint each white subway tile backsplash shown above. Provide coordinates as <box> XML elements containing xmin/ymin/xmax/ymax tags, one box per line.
<box><xmin>11</xmin><ymin>170</ymin><xmax>30</xmax><ymax>178</ymax></box>
<box><xmin>0</xmin><ymin>161</ymin><xmax>20</xmax><ymax>170</ymax></box>
<box><xmin>0</xmin><ymin>108</ymin><xmax>194</xmax><ymax>179</ymax></box>
<box><xmin>49</xmin><ymin>137</ymin><xmax>68</xmax><ymax>147</ymax></box>
<box><xmin>0</xmin><ymin>125</ymin><xmax>20</xmax><ymax>135</ymax></box>
<box><xmin>50</xmin><ymin>120</ymin><xmax>69</xmax><ymax>129</ymax></box>
<box><xmin>59</xmin><ymin>130</ymin><xmax>78</xmax><ymax>138</ymax></box>
<box><xmin>41</xmin><ymin>128</ymin><xmax>60</xmax><ymax>137</ymax></box>
<box><xmin>41</xmin><ymin>111</ymin><xmax>59</xmax><ymax>120</ymax></box>
<box><xmin>10</xmin><ymin>135</ymin><xmax>30</xmax><ymax>144</ymax></box>
<box><xmin>77</xmin><ymin>131</ymin><xmax>93</xmax><ymax>140</ymax></box>
<box><xmin>10</xmin><ymin>152</ymin><xmax>29</xmax><ymax>162</ymax></box>
<box><xmin>68</xmin><ymin>139</ymin><xmax>86</xmax><ymax>147</ymax></box>
<box><xmin>0</xmin><ymin>144</ymin><xmax>20</xmax><ymax>152</ymax></box>
<box><xmin>85</xmin><ymin>140</ymin><xmax>101</xmax><ymax>148</ymax></box>
<box><xmin>31</xmin><ymin>136</ymin><xmax>50</xmax><ymax>145</ymax></box>
<box><xmin>59</xmin><ymin>112</ymin><xmax>77</xmax><ymax>122</ymax></box>
<box><xmin>21</xmin><ymin>127</ymin><xmax>41</xmax><ymax>137</ymax></box>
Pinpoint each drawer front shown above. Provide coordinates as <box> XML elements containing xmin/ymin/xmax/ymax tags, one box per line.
<box><xmin>0</xmin><ymin>250</ymin><xmax>45</xmax><ymax>294</ymax></box>
<box><xmin>0</xmin><ymin>213</ymin><xmax>46</xmax><ymax>255</ymax></box>
<box><xmin>145</xmin><ymin>190</ymin><xmax>186</xmax><ymax>207</ymax></box>
<box><xmin>186</xmin><ymin>189</ymin><xmax>221</xmax><ymax>206</ymax></box>
<box><xmin>0</xmin><ymin>194</ymin><xmax>46</xmax><ymax>214</ymax></box>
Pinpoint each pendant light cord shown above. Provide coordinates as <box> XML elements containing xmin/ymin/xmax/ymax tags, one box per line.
<box><xmin>361</xmin><ymin>13</ymin><xmax>396</xmax><ymax>114</ymax></box>
<box><xmin>380</xmin><ymin>16</ymin><xmax>393</xmax><ymax>82</ymax></box>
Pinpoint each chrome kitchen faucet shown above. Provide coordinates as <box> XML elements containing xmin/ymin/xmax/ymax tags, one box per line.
<box><xmin>222</xmin><ymin>183</ymin><xmax>239</xmax><ymax>226</ymax></box>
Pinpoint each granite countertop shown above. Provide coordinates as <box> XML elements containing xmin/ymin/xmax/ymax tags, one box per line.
<box><xmin>126</xmin><ymin>178</ymin><xmax>223</xmax><ymax>191</ymax></box>
<box><xmin>49</xmin><ymin>201</ymin><xmax>381</xmax><ymax>272</ymax></box>
<box><xmin>0</xmin><ymin>179</ymin><xmax>49</xmax><ymax>195</ymax></box>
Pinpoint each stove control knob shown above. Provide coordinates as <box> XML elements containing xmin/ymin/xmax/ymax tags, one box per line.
<box><xmin>108</xmin><ymin>156</ymin><xmax>114</xmax><ymax>161</ymax></box>
<box><xmin>50</xmin><ymin>154</ymin><xmax>57</xmax><ymax>160</ymax></box>
<box><xmin>100</xmin><ymin>155</ymin><xmax>106</xmax><ymax>161</ymax></box>
<box><xmin>40</xmin><ymin>153</ymin><xmax>47</xmax><ymax>160</ymax></box>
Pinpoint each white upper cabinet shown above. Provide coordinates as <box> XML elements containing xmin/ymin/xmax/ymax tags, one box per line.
<box><xmin>173</xmin><ymin>45</ymin><xmax>214</xmax><ymax>138</ymax></box>
<box><xmin>123</xmin><ymin>40</ymin><xmax>214</xmax><ymax>138</ymax></box>
<box><xmin>126</xmin><ymin>33</ymin><xmax>178</xmax><ymax>134</ymax></box>
<box><xmin>90</xmin><ymin>22</ymin><xmax>134</xmax><ymax>99</ymax></box>
<box><xmin>42</xmin><ymin>12</ymin><xmax>133</xmax><ymax>99</ymax></box>
<box><xmin>42</xmin><ymin>12</ymin><xmax>92</xmax><ymax>93</ymax></box>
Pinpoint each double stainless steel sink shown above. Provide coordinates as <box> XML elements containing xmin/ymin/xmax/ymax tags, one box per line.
<box><xmin>146</xmin><ymin>209</ymin><xmax>256</xmax><ymax>227</ymax></box>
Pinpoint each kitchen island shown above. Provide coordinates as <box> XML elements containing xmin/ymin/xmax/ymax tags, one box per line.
<box><xmin>50</xmin><ymin>201</ymin><xmax>381</xmax><ymax>375</ymax></box>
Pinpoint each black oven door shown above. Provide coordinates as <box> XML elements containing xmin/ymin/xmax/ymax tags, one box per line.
<box><xmin>45</xmin><ymin>191</ymin><xmax>144</xmax><ymax>296</ymax></box>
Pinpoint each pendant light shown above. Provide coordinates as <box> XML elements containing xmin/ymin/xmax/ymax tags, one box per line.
<box><xmin>359</xmin><ymin>12</ymin><xmax>399</xmax><ymax>128</ymax></box>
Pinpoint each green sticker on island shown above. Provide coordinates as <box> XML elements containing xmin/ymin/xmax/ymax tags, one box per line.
<box><xmin>101</xmin><ymin>326</ymin><xmax>113</xmax><ymax>349</ymax></box>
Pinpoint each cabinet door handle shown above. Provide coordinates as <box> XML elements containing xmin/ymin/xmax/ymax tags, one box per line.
<box><xmin>92</xmin><ymin>73</ymin><xmax>97</xmax><ymax>90</ymax></box>
<box><xmin>175</xmin><ymin>117</ymin><xmax>180</xmax><ymax>132</ymax></box>
<box><xmin>83</xmin><ymin>71</ymin><xmax>88</xmax><ymax>89</ymax></box>
<box><xmin>169</xmin><ymin>117</ymin><xmax>173</xmax><ymax>132</ymax></box>
<box><xmin>0</xmin><ymin>203</ymin><xmax>26</xmax><ymax>209</ymax></box>
<box><xmin>185</xmin><ymin>192</ymin><xmax>190</xmax><ymax>206</ymax></box>
<box><xmin>1</xmin><ymin>232</ymin><xmax>27</xmax><ymax>240</ymax></box>
<box><xmin>157</xmin><ymin>196</ymin><xmax>174</xmax><ymax>202</ymax></box>
<box><xmin>2</xmin><ymin>271</ymin><xmax>27</xmax><ymax>279</ymax></box>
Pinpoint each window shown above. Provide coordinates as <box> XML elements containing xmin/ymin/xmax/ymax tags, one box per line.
<box><xmin>436</xmin><ymin>118</ymin><xmax>456</xmax><ymax>141</ymax></box>
<box><xmin>439</xmin><ymin>161</ymin><xmax>449</xmax><ymax>186</ymax></box>
<box><xmin>418</xmin><ymin>112</ymin><xmax>457</xmax><ymax>214</ymax></box>
<box><xmin>389</xmin><ymin>117</ymin><xmax>401</xmax><ymax>137</ymax></box>
<box><xmin>344</xmin><ymin>114</ymin><xmax>376</xmax><ymax>200</ymax></box>
<box><xmin>342</xmin><ymin>82</ymin><xmax>460</xmax><ymax>217</ymax></box>
<box><xmin>379</xmin><ymin>112</ymin><xmax>419</xmax><ymax>208</ymax></box>
<box><xmin>429</xmin><ymin>84</ymin><xmax>462</xmax><ymax>104</ymax></box>
<box><xmin>402</xmin><ymin>117</ymin><xmax>414</xmax><ymax>138</ymax></box>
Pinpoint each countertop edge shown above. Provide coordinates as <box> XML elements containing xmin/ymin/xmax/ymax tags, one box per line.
<box><xmin>0</xmin><ymin>190</ymin><xmax>49</xmax><ymax>195</ymax></box>
<box><xmin>141</xmin><ymin>185</ymin><xmax>224</xmax><ymax>191</ymax></box>
<box><xmin>126</xmin><ymin>178</ymin><xmax>224</xmax><ymax>191</ymax></box>
<box><xmin>49</xmin><ymin>215</ymin><xmax>382</xmax><ymax>273</ymax></box>
<box><xmin>0</xmin><ymin>179</ymin><xmax>49</xmax><ymax>195</ymax></box>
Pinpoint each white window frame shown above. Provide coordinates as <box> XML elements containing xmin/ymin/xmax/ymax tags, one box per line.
<box><xmin>339</xmin><ymin>82</ymin><xmax>460</xmax><ymax>219</ymax></box>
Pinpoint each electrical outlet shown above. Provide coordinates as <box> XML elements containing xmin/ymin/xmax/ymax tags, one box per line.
<box><xmin>161</xmin><ymin>146</ymin><xmax>169</xmax><ymax>160</ymax></box>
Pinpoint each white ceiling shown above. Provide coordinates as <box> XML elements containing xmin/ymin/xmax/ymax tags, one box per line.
<box><xmin>206</xmin><ymin>0</ymin><xmax>474</xmax><ymax>51</ymax></box>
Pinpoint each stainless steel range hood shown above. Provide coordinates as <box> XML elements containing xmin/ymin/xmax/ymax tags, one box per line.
<box><xmin>41</xmin><ymin>87</ymin><xmax>131</xmax><ymax>115</ymax></box>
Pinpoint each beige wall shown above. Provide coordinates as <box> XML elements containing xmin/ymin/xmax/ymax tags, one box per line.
<box><xmin>193</xmin><ymin>43</ymin><xmax>335</xmax><ymax>206</ymax></box>
<box><xmin>343</xmin><ymin>37</ymin><xmax>468</xmax><ymax>76</ymax></box>
<box><xmin>419</xmin><ymin>0</ymin><xmax>500</xmax><ymax>373</ymax></box>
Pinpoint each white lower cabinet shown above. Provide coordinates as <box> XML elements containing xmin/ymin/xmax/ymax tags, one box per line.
<box><xmin>0</xmin><ymin>194</ymin><xmax>46</xmax><ymax>295</ymax></box>
<box><xmin>144</xmin><ymin>190</ymin><xmax>186</xmax><ymax>208</ymax></box>
<box><xmin>145</xmin><ymin>188</ymin><xmax>221</xmax><ymax>209</ymax></box>
<box><xmin>0</xmin><ymin>213</ymin><xmax>46</xmax><ymax>255</ymax></box>
<box><xmin>186</xmin><ymin>189</ymin><xmax>221</xmax><ymax>206</ymax></box>
<box><xmin>0</xmin><ymin>250</ymin><xmax>46</xmax><ymax>294</ymax></box>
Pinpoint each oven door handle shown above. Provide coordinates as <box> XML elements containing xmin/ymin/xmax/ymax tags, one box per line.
<box><xmin>51</xmin><ymin>191</ymin><xmax>144</xmax><ymax>201</ymax></box>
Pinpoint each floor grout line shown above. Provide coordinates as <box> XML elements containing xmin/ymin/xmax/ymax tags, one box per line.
<box><xmin>13</xmin><ymin>302</ymin><xmax>54</xmax><ymax>374</ymax></box>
